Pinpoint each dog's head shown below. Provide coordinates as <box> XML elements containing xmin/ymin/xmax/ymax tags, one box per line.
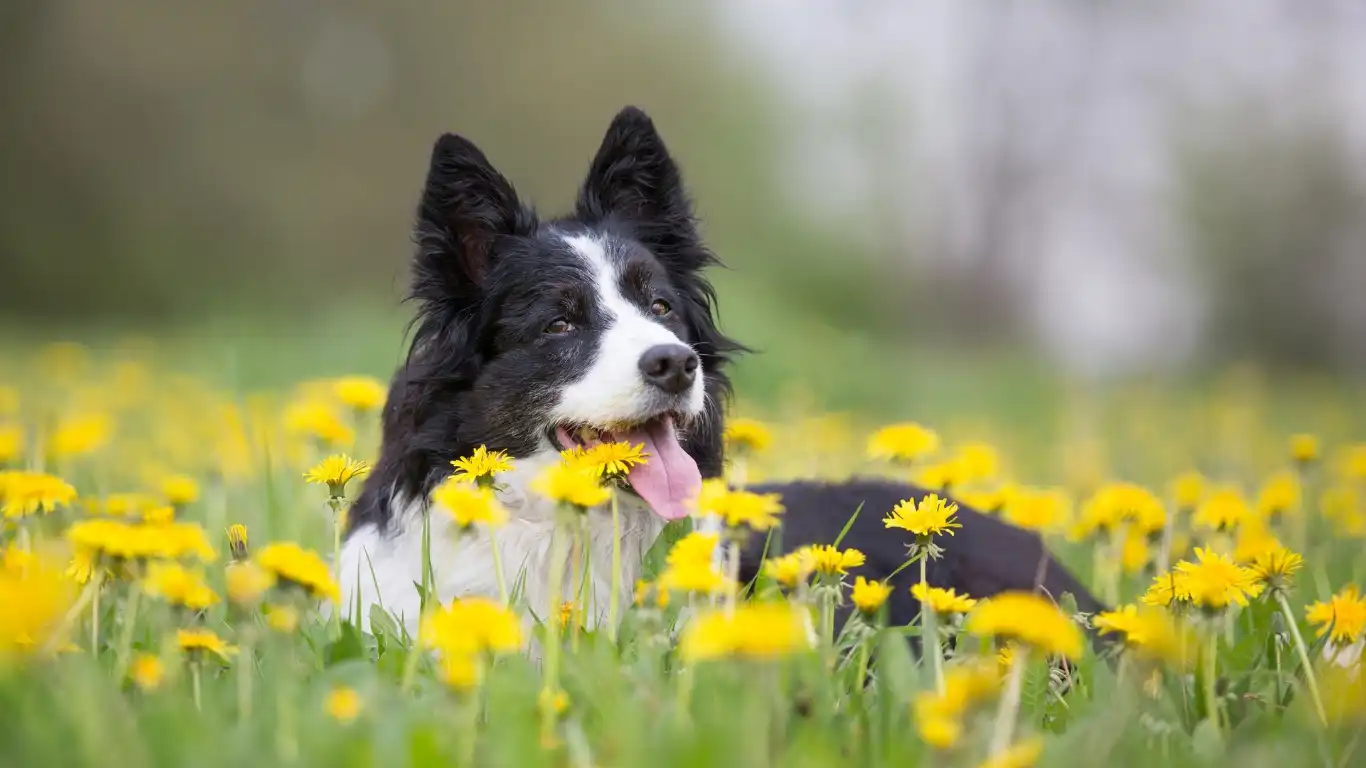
<box><xmin>365</xmin><ymin>107</ymin><xmax>742</xmax><ymax>523</ymax></box>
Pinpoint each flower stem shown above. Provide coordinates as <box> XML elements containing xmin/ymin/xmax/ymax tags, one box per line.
<box><xmin>725</xmin><ymin>539</ymin><xmax>741</xmax><ymax>617</ymax></box>
<box><xmin>330</xmin><ymin>497</ymin><xmax>344</xmax><ymax>636</ymax></box>
<box><xmin>541</xmin><ymin>518</ymin><xmax>572</xmax><ymax>746</ymax></box>
<box><xmin>420</xmin><ymin>508</ymin><xmax>433</xmax><ymax>612</ymax></box>
<box><xmin>488</xmin><ymin>527</ymin><xmax>510</xmax><ymax>606</ymax></box>
<box><xmin>1203</xmin><ymin>630</ymin><xmax>1223</xmax><ymax>738</ymax></box>
<box><xmin>919</xmin><ymin>554</ymin><xmax>944</xmax><ymax>692</ymax></box>
<box><xmin>989</xmin><ymin>646</ymin><xmax>1028</xmax><ymax>756</ymax></box>
<box><xmin>607</xmin><ymin>491</ymin><xmax>622</xmax><ymax>642</ymax></box>
<box><xmin>191</xmin><ymin>661</ymin><xmax>203</xmax><ymax>712</ymax></box>
<box><xmin>1276</xmin><ymin>591</ymin><xmax>1328</xmax><ymax>726</ymax></box>
<box><xmin>112</xmin><ymin>584</ymin><xmax>142</xmax><ymax>683</ymax></box>
<box><xmin>237</xmin><ymin>629</ymin><xmax>255</xmax><ymax>719</ymax></box>
<box><xmin>90</xmin><ymin>574</ymin><xmax>103</xmax><ymax>658</ymax></box>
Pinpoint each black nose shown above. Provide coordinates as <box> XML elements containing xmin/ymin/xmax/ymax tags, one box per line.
<box><xmin>638</xmin><ymin>344</ymin><xmax>699</xmax><ymax>394</ymax></box>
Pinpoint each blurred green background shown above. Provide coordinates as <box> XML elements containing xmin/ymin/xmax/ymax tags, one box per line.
<box><xmin>3</xmin><ymin>0</ymin><xmax>1364</xmax><ymax>418</ymax></box>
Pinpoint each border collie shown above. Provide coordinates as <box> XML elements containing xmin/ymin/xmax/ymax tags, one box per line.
<box><xmin>338</xmin><ymin>106</ymin><xmax>1104</xmax><ymax>638</ymax></box>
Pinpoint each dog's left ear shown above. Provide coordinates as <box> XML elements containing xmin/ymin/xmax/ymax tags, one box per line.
<box><xmin>576</xmin><ymin>107</ymin><xmax>710</xmax><ymax>274</ymax></box>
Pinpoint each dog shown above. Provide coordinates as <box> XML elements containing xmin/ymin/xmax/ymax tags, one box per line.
<box><xmin>338</xmin><ymin>106</ymin><xmax>1105</xmax><ymax>639</ymax></box>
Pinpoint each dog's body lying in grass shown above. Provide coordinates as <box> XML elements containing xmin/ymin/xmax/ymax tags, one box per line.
<box><xmin>337</xmin><ymin>106</ymin><xmax>1104</xmax><ymax>640</ymax></box>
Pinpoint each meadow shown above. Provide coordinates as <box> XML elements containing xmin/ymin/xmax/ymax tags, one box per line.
<box><xmin>2</xmin><ymin>334</ymin><xmax>1364</xmax><ymax>768</ymax></box>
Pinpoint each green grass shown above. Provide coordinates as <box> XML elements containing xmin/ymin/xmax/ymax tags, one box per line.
<box><xmin>2</xmin><ymin>311</ymin><xmax>1364</xmax><ymax>768</ymax></box>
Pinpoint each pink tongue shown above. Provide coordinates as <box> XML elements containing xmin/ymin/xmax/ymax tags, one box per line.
<box><xmin>621</xmin><ymin>418</ymin><xmax>701</xmax><ymax>521</ymax></box>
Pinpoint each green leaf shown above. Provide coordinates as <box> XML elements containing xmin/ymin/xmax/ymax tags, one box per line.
<box><xmin>324</xmin><ymin>622</ymin><xmax>368</xmax><ymax>667</ymax></box>
<box><xmin>642</xmin><ymin>518</ymin><xmax>693</xmax><ymax>581</ymax></box>
<box><xmin>368</xmin><ymin>604</ymin><xmax>401</xmax><ymax>646</ymax></box>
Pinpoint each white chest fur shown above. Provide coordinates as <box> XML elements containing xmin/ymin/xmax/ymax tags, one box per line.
<box><xmin>337</xmin><ymin>449</ymin><xmax>667</xmax><ymax>636</ymax></box>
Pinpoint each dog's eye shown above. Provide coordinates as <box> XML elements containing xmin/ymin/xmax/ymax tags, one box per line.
<box><xmin>650</xmin><ymin>299</ymin><xmax>671</xmax><ymax>317</ymax></box>
<box><xmin>544</xmin><ymin>318</ymin><xmax>575</xmax><ymax>335</ymax></box>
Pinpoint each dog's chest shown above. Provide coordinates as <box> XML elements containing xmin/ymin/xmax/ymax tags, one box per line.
<box><xmin>338</xmin><ymin>462</ymin><xmax>666</xmax><ymax>636</ymax></box>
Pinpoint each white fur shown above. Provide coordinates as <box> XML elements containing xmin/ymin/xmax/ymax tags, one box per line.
<box><xmin>338</xmin><ymin>445</ymin><xmax>667</xmax><ymax>641</ymax></box>
<box><xmin>550</xmin><ymin>233</ymin><xmax>705</xmax><ymax>425</ymax></box>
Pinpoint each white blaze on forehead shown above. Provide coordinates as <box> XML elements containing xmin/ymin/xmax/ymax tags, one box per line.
<box><xmin>551</xmin><ymin>233</ymin><xmax>704</xmax><ymax>425</ymax></box>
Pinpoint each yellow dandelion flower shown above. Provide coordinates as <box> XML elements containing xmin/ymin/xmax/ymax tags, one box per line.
<box><xmin>633</xmin><ymin>579</ymin><xmax>669</xmax><ymax>609</ymax></box>
<box><xmin>916</xmin><ymin>715</ymin><xmax>962</xmax><ymax>750</ymax></box>
<box><xmin>160</xmin><ymin>475</ymin><xmax>200</xmax><ymax>506</ymax></box>
<box><xmin>884</xmin><ymin>494</ymin><xmax>961</xmax><ymax>540</ymax></box>
<box><xmin>569</xmin><ymin>441</ymin><xmax>649</xmax><ymax>479</ymax></box>
<box><xmin>556</xmin><ymin>601</ymin><xmax>578</xmax><ymax>628</ymax></box>
<box><xmin>666</xmin><ymin>531</ymin><xmax>719</xmax><ymax>569</ymax></box>
<box><xmin>333</xmin><ymin>376</ymin><xmax>387</xmax><ymax>412</ymax></box>
<box><xmin>303</xmin><ymin>455</ymin><xmax>371</xmax><ymax>497</ymax></box>
<box><xmin>1247</xmin><ymin>544</ymin><xmax>1303</xmax><ymax>592</ymax></box>
<box><xmin>1307</xmin><ymin>585</ymin><xmax>1366</xmax><ymax>646</ymax></box>
<box><xmin>958</xmin><ymin>487</ymin><xmax>1008</xmax><ymax>514</ymax></box>
<box><xmin>659</xmin><ymin>532</ymin><xmax>729</xmax><ymax>594</ymax></box>
<box><xmin>1193</xmin><ymin>487</ymin><xmax>1251</xmax><ymax>532</ymax></box>
<box><xmin>48</xmin><ymin>412</ymin><xmax>111</xmax><ymax>459</ymax></box>
<box><xmin>679</xmin><ymin>603</ymin><xmax>811</xmax><ymax>662</ymax></box>
<box><xmin>139</xmin><ymin>503</ymin><xmax>176</xmax><ymax>525</ymax></box>
<box><xmin>1002</xmin><ymin>487</ymin><xmax>1070</xmax><ymax>533</ymax></box>
<box><xmin>439</xmin><ymin>653</ymin><xmax>482</xmax><ymax>689</ymax></box>
<box><xmin>1289</xmin><ymin>434</ymin><xmax>1320</xmax><ymax>463</ymax></box>
<box><xmin>867</xmin><ymin>422</ymin><xmax>941</xmax><ymax>464</ymax></box>
<box><xmin>912</xmin><ymin>583</ymin><xmax>978</xmax><ymax>616</ymax></box>
<box><xmin>431</xmin><ymin>477</ymin><xmax>507</xmax><ymax>529</ymax></box>
<box><xmin>1079</xmin><ymin>483</ymin><xmax>1165</xmax><ymax>537</ymax></box>
<box><xmin>538</xmin><ymin>688</ymin><xmax>570</xmax><ymax>715</ymax></box>
<box><xmin>976</xmin><ymin>737</ymin><xmax>1045</xmax><ymax>768</ymax></box>
<box><xmin>65</xmin><ymin>519</ymin><xmax>217</xmax><ymax>564</ymax></box>
<box><xmin>450</xmin><ymin>445</ymin><xmax>514</xmax><ymax>485</ymax></box>
<box><xmin>532</xmin><ymin>461</ymin><xmax>609</xmax><ymax>509</ymax></box>
<box><xmin>0</xmin><ymin>550</ymin><xmax>76</xmax><ymax>659</ymax></box>
<box><xmin>419</xmin><ymin>597</ymin><xmax>523</xmax><ymax>656</ymax></box>
<box><xmin>913</xmin><ymin>661</ymin><xmax>1001</xmax><ymax>750</ymax></box>
<box><xmin>176</xmin><ymin>628</ymin><xmax>237</xmax><ymax>662</ymax></box>
<box><xmin>955</xmin><ymin>442</ymin><xmax>1000</xmax><ymax>483</ymax></box>
<box><xmin>851</xmin><ymin>576</ymin><xmax>892</xmax><ymax>615</ymax></box>
<box><xmin>1173</xmin><ymin>548</ymin><xmax>1262</xmax><ymax>610</ymax></box>
<box><xmin>1140</xmin><ymin>569</ymin><xmax>1192</xmax><ymax>608</ymax></box>
<box><xmin>256</xmin><ymin>542</ymin><xmax>340</xmax><ymax>602</ymax></box>
<box><xmin>226</xmin><ymin>561</ymin><xmax>275</xmax><ymax>606</ymax></box>
<box><xmin>130</xmin><ymin>654</ymin><xmax>165</xmax><ymax>691</ymax></box>
<box><xmin>915</xmin><ymin>459</ymin><xmax>971</xmax><ymax>492</ymax></box>
<box><xmin>97</xmin><ymin>492</ymin><xmax>157</xmax><ymax>517</ymax></box>
<box><xmin>226</xmin><ymin>523</ymin><xmax>249</xmax><ymax>560</ymax></box>
<box><xmin>723</xmin><ymin>418</ymin><xmax>773</xmax><ymax>454</ymax></box>
<box><xmin>1170</xmin><ymin>471</ymin><xmax>1206</xmax><ymax>510</ymax></box>
<box><xmin>1093</xmin><ymin>604</ymin><xmax>1193</xmax><ymax>665</ymax></box>
<box><xmin>660</xmin><ymin>561</ymin><xmax>732</xmax><ymax>596</ymax></box>
<box><xmin>266</xmin><ymin>604</ymin><xmax>300</xmax><ymax>633</ymax></box>
<box><xmin>807</xmin><ymin>544</ymin><xmax>865</xmax><ymax>576</ymax></box>
<box><xmin>1121</xmin><ymin>529</ymin><xmax>1151</xmax><ymax>574</ymax></box>
<box><xmin>285</xmin><ymin>400</ymin><xmax>354</xmax><ymax>447</ymax></box>
<box><xmin>0</xmin><ymin>471</ymin><xmax>77</xmax><ymax>519</ymax></box>
<box><xmin>763</xmin><ymin>550</ymin><xmax>814</xmax><ymax>588</ymax></box>
<box><xmin>1255</xmin><ymin>471</ymin><xmax>1300</xmax><ymax>519</ymax></box>
<box><xmin>325</xmin><ymin>686</ymin><xmax>363</xmax><ymax>724</ymax></box>
<box><xmin>142</xmin><ymin>562</ymin><xmax>219</xmax><ymax>611</ymax></box>
<box><xmin>0</xmin><ymin>424</ymin><xmax>24</xmax><ymax>465</ymax></box>
<box><xmin>1232</xmin><ymin>518</ymin><xmax>1282</xmax><ymax>563</ymax></box>
<box><xmin>694</xmin><ymin>480</ymin><xmax>785</xmax><ymax>531</ymax></box>
<box><xmin>1337</xmin><ymin>444</ymin><xmax>1366</xmax><ymax>481</ymax></box>
<box><xmin>965</xmin><ymin>592</ymin><xmax>1084</xmax><ymax>659</ymax></box>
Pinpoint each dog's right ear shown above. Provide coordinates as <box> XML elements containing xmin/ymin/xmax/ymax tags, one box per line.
<box><xmin>411</xmin><ymin>134</ymin><xmax>535</xmax><ymax>308</ymax></box>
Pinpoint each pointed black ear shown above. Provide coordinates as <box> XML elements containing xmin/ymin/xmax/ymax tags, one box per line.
<box><xmin>576</xmin><ymin>107</ymin><xmax>711</xmax><ymax>273</ymax></box>
<box><xmin>411</xmin><ymin>134</ymin><xmax>535</xmax><ymax>308</ymax></box>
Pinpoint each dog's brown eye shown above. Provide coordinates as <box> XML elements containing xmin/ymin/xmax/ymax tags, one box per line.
<box><xmin>650</xmin><ymin>299</ymin><xmax>671</xmax><ymax>316</ymax></box>
<box><xmin>545</xmin><ymin>318</ymin><xmax>575</xmax><ymax>335</ymax></box>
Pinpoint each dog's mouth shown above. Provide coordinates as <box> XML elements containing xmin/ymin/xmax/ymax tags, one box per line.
<box><xmin>551</xmin><ymin>413</ymin><xmax>700</xmax><ymax>521</ymax></box>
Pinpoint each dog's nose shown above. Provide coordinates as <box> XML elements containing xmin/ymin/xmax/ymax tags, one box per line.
<box><xmin>638</xmin><ymin>344</ymin><xmax>699</xmax><ymax>394</ymax></box>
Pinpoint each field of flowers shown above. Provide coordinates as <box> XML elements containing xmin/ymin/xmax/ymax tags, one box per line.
<box><xmin>2</xmin><ymin>340</ymin><xmax>1364</xmax><ymax>768</ymax></box>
